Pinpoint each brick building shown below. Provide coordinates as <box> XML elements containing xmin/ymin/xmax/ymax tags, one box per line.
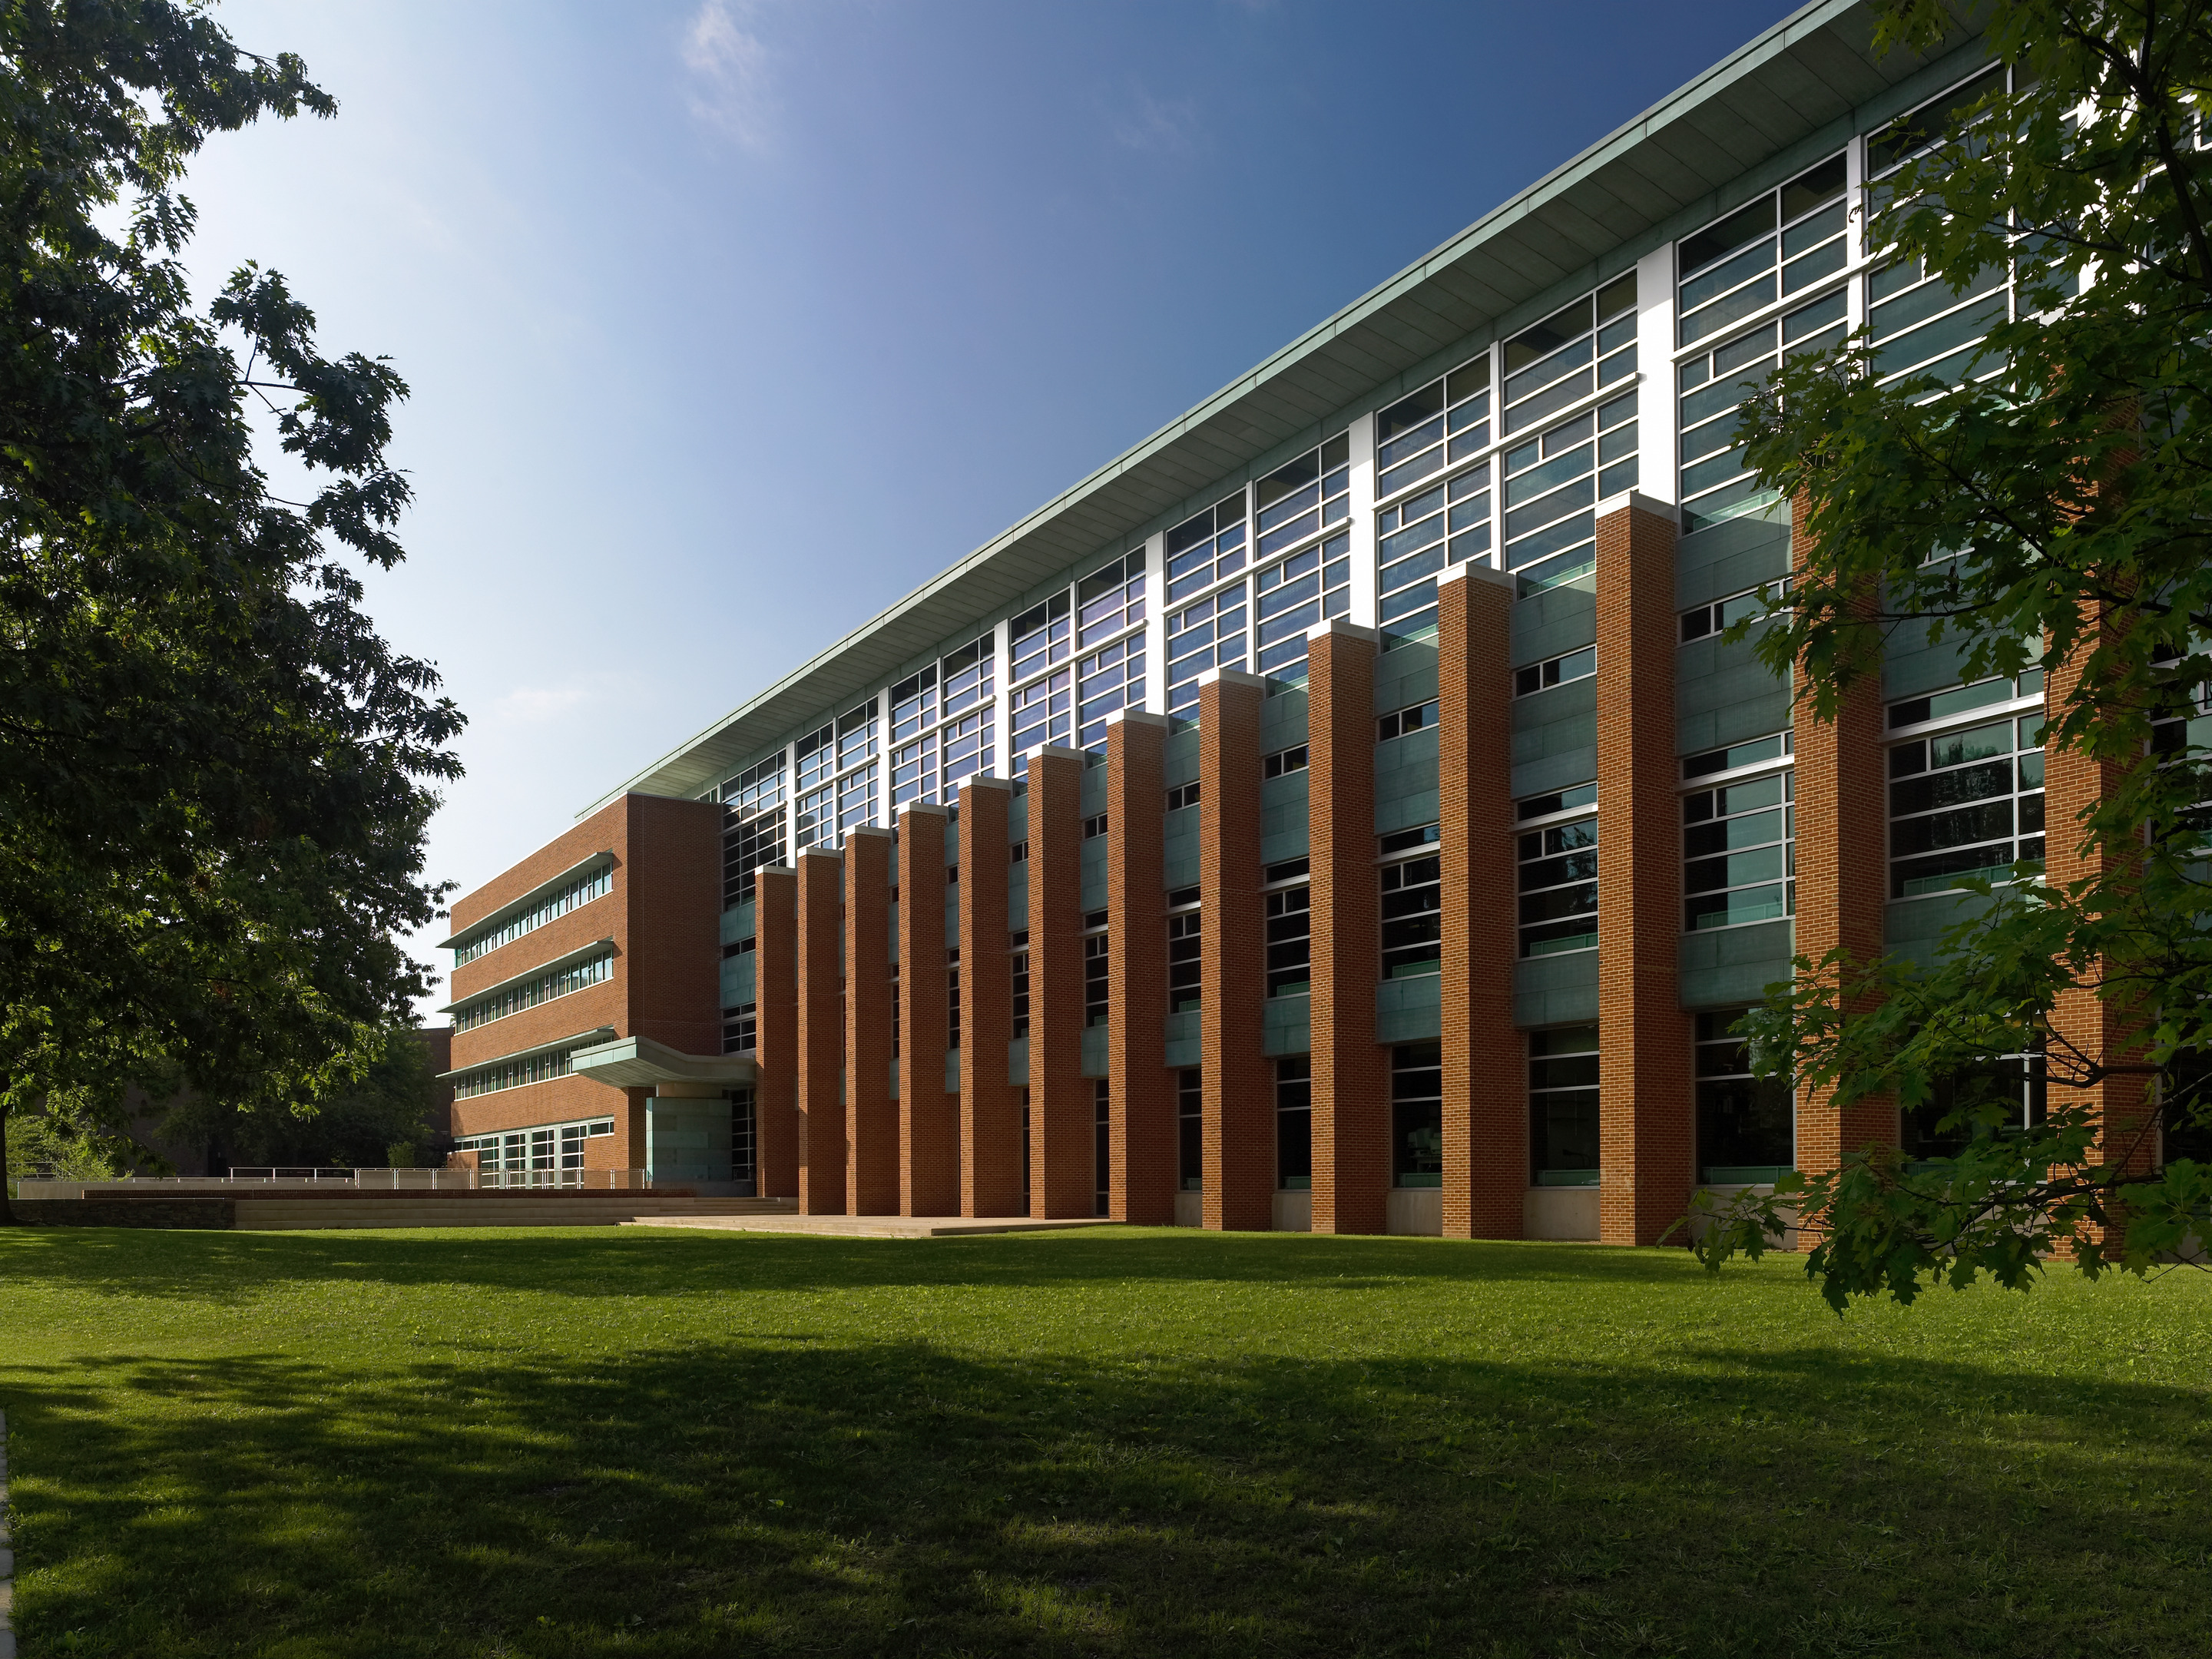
<box><xmin>444</xmin><ymin>8</ymin><xmax>2066</xmax><ymax>1233</ymax></box>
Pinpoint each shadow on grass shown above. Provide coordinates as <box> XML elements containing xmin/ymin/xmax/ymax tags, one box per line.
<box><xmin>0</xmin><ymin>1223</ymin><xmax>1728</xmax><ymax>1306</ymax></box>
<box><xmin>7</xmin><ymin>1305</ymin><xmax>2211</xmax><ymax>1657</ymax></box>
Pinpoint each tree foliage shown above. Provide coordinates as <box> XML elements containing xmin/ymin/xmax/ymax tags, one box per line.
<box><xmin>0</xmin><ymin>2</ymin><xmax>462</xmax><ymax>1217</ymax></box>
<box><xmin>1688</xmin><ymin>0</ymin><xmax>2212</xmax><ymax>1303</ymax></box>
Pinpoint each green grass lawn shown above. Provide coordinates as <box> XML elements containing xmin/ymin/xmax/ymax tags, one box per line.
<box><xmin>2</xmin><ymin>1227</ymin><xmax>2208</xmax><ymax>1658</ymax></box>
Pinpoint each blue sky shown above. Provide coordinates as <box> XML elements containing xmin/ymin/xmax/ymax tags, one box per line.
<box><xmin>184</xmin><ymin>0</ymin><xmax>1795</xmax><ymax>1010</ymax></box>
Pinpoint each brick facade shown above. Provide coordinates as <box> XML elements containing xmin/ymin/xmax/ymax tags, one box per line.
<box><xmin>896</xmin><ymin>804</ymin><xmax>959</xmax><ymax>1216</ymax></box>
<box><xmin>958</xmin><ymin>777</ymin><xmax>1023</xmax><ymax>1216</ymax></box>
<box><xmin>796</xmin><ymin>847</ymin><xmax>846</xmax><ymax>1214</ymax></box>
<box><xmin>1308</xmin><ymin>624</ymin><xmax>1387</xmax><ymax>1237</ymax></box>
<box><xmin>1594</xmin><ymin>497</ymin><xmax>1692</xmax><ymax>1246</ymax></box>
<box><xmin>753</xmin><ymin>866</ymin><xmax>802</xmax><ymax>1198</ymax></box>
<box><xmin>844</xmin><ymin>826</ymin><xmax>899</xmax><ymax>1214</ymax></box>
<box><xmin>1025</xmin><ymin>747</ymin><xmax>1093</xmax><ymax>1217</ymax></box>
<box><xmin>1105</xmin><ymin>710</ymin><xmax>1175</xmax><ymax>1223</ymax></box>
<box><xmin>1435</xmin><ymin>568</ymin><xmax>1522</xmax><ymax>1237</ymax></box>
<box><xmin>1198</xmin><ymin>670</ymin><xmax>1271</xmax><ymax>1231</ymax></box>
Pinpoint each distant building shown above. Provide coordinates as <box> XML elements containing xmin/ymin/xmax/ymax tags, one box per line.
<box><xmin>442</xmin><ymin>7</ymin><xmax>2068</xmax><ymax>1235</ymax></box>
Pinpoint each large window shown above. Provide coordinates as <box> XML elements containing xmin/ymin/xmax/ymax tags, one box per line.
<box><xmin>1517</xmin><ymin>797</ymin><xmax>1598</xmax><ymax>957</ymax></box>
<box><xmin>1502</xmin><ymin>393</ymin><xmax>1638</xmax><ymax>598</ymax></box>
<box><xmin>1677</xmin><ymin>293</ymin><xmax>1846</xmax><ymax>532</ymax></box>
<box><xmin>1683</xmin><ymin>735</ymin><xmax>1794</xmax><ymax>931</ymax></box>
<box><xmin>1265</xmin><ymin>866</ymin><xmax>1312</xmax><ymax>998</ymax></box>
<box><xmin>452</xmin><ymin>1042</ymin><xmax>590</xmax><ymax>1101</ymax></box>
<box><xmin>1165</xmin><ymin>492</ymin><xmax>1249</xmax><ymax>605</ymax></box>
<box><xmin>1530</xmin><ymin>1025</ymin><xmax>1599</xmax><ymax>1186</ymax></box>
<box><xmin>1010</xmin><ymin>930</ymin><xmax>1030</xmax><ymax>1039</ymax></box>
<box><xmin>1084</xmin><ymin>925</ymin><xmax>1108</xmax><ymax>1026</ymax></box>
<box><xmin>1074</xmin><ymin>553</ymin><xmax>1147</xmax><ymax>748</ymax></box>
<box><xmin>1010</xmin><ymin>593</ymin><xmax>1071</xmax><ymax>683</ymax></box>
<box><xmin>1377</xmin><ymin>469</ymin><xmax>1491</xmax><ymax>637</ymax></box>
<box><xmin>455</xmin><ymin>1115</ymin><xmax>614</xmax><ymax>1174</ymax></box>
<box><xmin>1676</xmin><ymin>155</ymin><xmax>1846</xmax><ymax>349</ymax></box>
<box><xmin>1887</xmin><ymin>676</ymin><xmax>2046</xmax><ymax>899</ymax></box>
<box><xmin>452</xmin><ymin>863</ymin><xmax>612</xmax><ymax>966</ymax></box>
<box><xmin>1277</xmin><ymin>1056</ymin><xmax>1312</xmax><ymax>1192</ymax></box>
<box><xmin>1380</xmin><ymin>829</ymin><xmax>1442</xmax><ymax>980</ymax></box>
<box><xmin>1392</xmin><ymin>1042</ymin><xmax>1443</xmax><ymax>1188</ymax></box>
<box><xmin>1501</xmin><ymin>276</ymin><xmax>1636</xmax><ymax>439</ymax></box>
<box><xmin>1167</xmin><ymin>589</ymin><xmax>1249</xmax><ymax>717</ymax></box>
<box><xmin>1903</xmin><ymin>1050</ymin><xmax>2046</xmax><ymax>1162</ymax></box>
<box><xmin>1694</xmin><ymin>1010</ymin><xmax>1793</xmax><ymax>1183</ymax></box>
<box><xmin>720</xmin><ymin>754</ymin><xmax>786</xmax><ymax>905</ymax></box>
<box><xmin>1094</xmin><ymin>1078</ymin><xmax>1111</xmax><ymax>1217</ymax></box>
<box><xmin>1167</xmin><ymin>902</ymin><xmax>1201</xmax><ymax>1013</ymax></box>
<box><xmin>1010</xmin><ymin>667</ymin><xmax>1071</xmax><ymax>761</ymax></box>
<box><xmin>1178</xmin><ymin>1068</ymin><xmax>1202</xmax><ymax>1190</ymax></box>
<box><xmin>1376</xmin><ymin>359</ymin><xmax>1490</xmax><ymax>498</ymax></box>
<box><xmin>722</xmin><ymin>1002</ymin><xmax>756</xmax><ymax>1056</ymax></box>
<box><xmin>1253</xmin><ymin>531</ymin><xmax>1351</xmax><ymax>677</ymax></box>
<box><xmin>453</xmin><ymin>951</ymin><xmax>612</xmax><ymax>1034</ymax></box>
<box><xmin>1255</xmin><ymin>436</ymin><xmax>1350</xmax><ymax>560</ymax></box>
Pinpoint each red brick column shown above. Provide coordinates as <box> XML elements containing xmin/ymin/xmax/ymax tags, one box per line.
<box><xmin>2044</xmin><ymin>617</ymin><xmax>2154</xmax><ymax>1190</ymax></box>
<box><xmin>751</xmin><ymin>865</ymin><xmax>801</xmax><ymax>1200</ymax></box>
<box><xmin>1792</xmin><ymin>495</ymin><xmax>1895</xmax><ymax>1181</ymax></box>
<box><xmin>1106</xmin><ymin>709</ymin><xmax>1175</xmax><ymax>1222</ymax></box>
<box><xmin>1025</xmin><ymin>746</ymin><xmax>1091</xmax><ymax>1217</ymax></box>
<box><xmin>796</xmin><ymin>846</ymin><xmax>847</xmax><ymax>1214</ymax></box>
<box><xmin>843</xmin><ymin>826</ymin><xmax>898</xmax><ymax>1214</ymax></box>
<box><xmin>897</xmin><ymin>803</ymin><xmax>959</xmax><ymax>1216</ymax></box>
<box><xmin>1436</xmin><ymin>568</ymin><xmax>1522</xmax><ymax>1237</ymax></box>
<box><xmin>1199</xmin><ymin>667</ymin><xmax>1271</xmax><ymax>1231</ymax></box>
<box><xmin>1308</xmin><ymin>623</ymin><xmax>1388</xmax><ymax>1236</ymax></box>
<box><xmin>1594</xmin><ymin>495</ymin><xmax>1691</xmax><ymax>1245</ymax></box>
<box><xmin>958</xmin><ymin>777</ymin><xmax>1023</xmax><ymax>1216</ymax></box>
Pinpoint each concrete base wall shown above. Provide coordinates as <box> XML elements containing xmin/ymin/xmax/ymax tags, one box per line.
<box><xmin>11</xmin><ymin>1198</ymin><xmax>233</xmax><ymax>1228</ymax></box>
<box><xmin>1173</xmin><ymin>1190</ymin><xmax>1203</xmax><ymax>1227</ymax></box>
<box><xmin>1272</xmin><ymin>1190</ymin><xmax>1312</xmax><ymax>1232</ymax></box>
<box><xmin>1524</xmin><ymin>1187</ymin><xmax>1601</xmax><ymax>1240</ymax></box>
<box><xmin>1386</xmin><ymin>1188</ymin><xmax>1442</xmax><ymax>1236</ymax></box>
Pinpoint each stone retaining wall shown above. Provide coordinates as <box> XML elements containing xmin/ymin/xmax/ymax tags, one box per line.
<box><xmin>10</xmin><ymin>1198</ymin><xmax>234</xmax><ymax>1228</ymax></box>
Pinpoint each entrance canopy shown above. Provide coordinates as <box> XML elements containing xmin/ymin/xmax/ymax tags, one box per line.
<box><xmin>570</xmin><ymin>1034</ymin><xmax>757</xmax><ymax>1091</ymax></box>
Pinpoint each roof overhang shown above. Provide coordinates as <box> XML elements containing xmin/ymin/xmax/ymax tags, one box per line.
<box><xmin>582</xmin><ymin>0</ymin><xmax>1982</xmax><ymax>816</ymax></box>
<box><xmin>568</xmin><ymin>1034</ymin><xmax>759</xmax><ymax>1090</ymax></box>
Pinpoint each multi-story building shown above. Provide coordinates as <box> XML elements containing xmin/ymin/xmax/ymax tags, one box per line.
<box><xmin>442</xmin><ymin>5</ymin><xmax>2062</xmax><ymax>1238</ymax></box>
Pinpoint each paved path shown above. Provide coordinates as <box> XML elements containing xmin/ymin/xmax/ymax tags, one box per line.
<box><xmin>620</xmin><ymin>1214</ymin><xmax>1117</xmax><ymax>1238</ymax></box>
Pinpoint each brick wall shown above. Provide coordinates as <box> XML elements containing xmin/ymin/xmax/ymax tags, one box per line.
<box><xmin>1437</xmin><ymin>568</ymin><xmax>1522</xmax><ymax>1237</ymax></box>
<box><xmin>1106</xmin><ymin>711</ymin><xmax>1175</xmax><ymax>1223</ymax></box>
<box><xmin>753</xmin><ymin>866</ymin><xmax>802</xmax><ymax>1198</ymax></box>
<box><xmin>845</xmin><ymin>826</ymin><xmax>899</xmax><ymax>1214</ymax></box>
<box><xmin>796</xmin><ymin>847</ymin><xmax>846</xmax><ymax>1214</ymax></box>
<box><xmin>1308</xmin><ymin>624</ymin><xmax>1387</xmax><ymax>1235</ymax></box>
<box><xmin>1026</xmin><ymin>747</ymin><xmax>1092</xmax><ymax>1217</ymax></box>
<box><xmin>1200</xmin><ymin>671</ymin><xmax>1272</xmax><ymax>1231</ymax></box>
<box><xmin>1594</xmin><ymin>498</ymin><xmax>1692</xmax><ymax>1246</ymax></box>
<box><xmin>896</xmin><ymin>805</ymin><xmax>959</xmax><ymax>1215</ymax></box>
<box><xmin>1790</xmin><ymin>493</ymin><xmax>1895</xmax><ymax>1179</ymax></box>
<box><xmin>959</xmin><ymin>777</ymin><xmax>1023</xmax><ymax>1216</ymax></box>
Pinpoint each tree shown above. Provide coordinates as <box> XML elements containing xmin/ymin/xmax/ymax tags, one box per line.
<box><xmin>1687</xmin><ymin>0</ymin><xmax>2212</xmax><ymax>1306</ymax></box>
<box><xmin>0</xmin><ymin>3</ymin><xmax>462</xmax><ymax>1221</ymax></box>
<box><xmin>163</xmin><ymin>1023</ymin><xmax>436</xmax><ymax>1170</ymax></box>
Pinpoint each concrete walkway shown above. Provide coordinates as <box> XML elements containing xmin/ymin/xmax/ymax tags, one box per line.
<box><xmin>619</xmin><ymin>1214</ymin><xmax>1117</xmax><ymax>1239</ymax></box>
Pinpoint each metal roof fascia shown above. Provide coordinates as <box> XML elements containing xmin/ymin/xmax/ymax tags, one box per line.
<box><xmin>582</xmin><ymin>0</ymin><xmax>1949</xmax><ymax>815</ymax></box>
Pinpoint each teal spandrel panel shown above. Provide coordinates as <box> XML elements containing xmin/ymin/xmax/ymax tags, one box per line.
<box><xmin>1674</xmin><ymin>512</ymin><xmax>1789</xmax><ymax>611</ymax></box>
<box><xmin>1007</xmin><ymin>792</ymin><xmax>1028</xmax><ymax>844</ymax></box>
<box><xmin>1164</xmin><ymin>804</ymin><xmax>1200</xmax><ymax>889</ymax></box>
<box><xmin>1378</xmin><ymin>973</ymin><xmax>1442</xmax><ymax>1044</ymax></box>
<box><xmin>1515</xmin><ymin>949</ymin><xmax>1598</xmax><ymax>1027</ymax></box>
<box><xmin>644</xmin><ymin>1096</ymin><xmax>733</xmax><ymax>1184</ymax></box>
<box><xmin>945</xmin><ymin>1046</ymin><xmax>959</xmax><ymax>1094</ymax></box>
<box><xmin>1081</xmin><ymin>836</ymin><xmax>1107</xmax><ymax>911</ymax></box>
<box><xmin>1008</xmin><ymin>1035</ymin><xmax>1028</xmax><ymax>1088</ymax></box>
<box><xmin>945</xmin><ymin>886</ymin><xmax>959</xmax><ymax>949</ymax></box>
<box><xmin>1885</xmin><ymin>889</ymin><xmax>1996</xmax><ymax>973</ymax></box>
<box><xmin>1263</xmin><ymin>993</ymin><xmax>1310</xmax><ymax>1056</ymax></box>
<box><xmin>1511</xmin><ymin>674</ymin><xmax>1597</xmax><ymax>800</ymax></box>
<box><xmin>1164</xmin><ymin>1009</ymin><xmax>1200</xmax><ymax>1068</ymax></box>
<box><xmin>1375</xmin><ymin>638</ymin><xmax>1439</xmax><ymax>722</ymax></box>
<box><xmin>1881</xmin><ymin>611</ymin><xmax>1972</xmax><ymax>703</ymax></box>
<box><xmin>721</xmin><ymin>900</ymin><xmax>755</xmax><ymax>947</ymax></box>
<box><xmin>1008</xmin><ymin>865</ymin><xmax>1028</xmax><ymax>931</ymax></box>
<box><xmin>1081</xmin><ymin>759</ymin><xmax>1108</xmax><ymax>817</ymax></box>
<box><xmin>1678</xmin><ymin>918</ymin><xmax>1793</xmax><ymax>1008</ymax></box>
<box><xmin>1677</xmin><ymin>631</ymin><xmax>1790</xmax><ymax>757</ymax></box>
<box><xmin>888</xmin><ymin>900</ymin><xmax>899</xmax><ymax>964</ymax></box>
<box><xmin>1163</xmin><ymin>728</ymin><xmax>1200</xmax><ymax>790</ymax></box>
<box><xmin>1375</xmin><ymin>727</ymin><xmax>1439</xmax><ymax>834</ymax></box>
<box><xmin>1262</xmin><ymin>770</ymin><xmax>1311</xmax><ymax>865</ymax></box>
<box><xmin>1081</xmin><ymin>1025</ymin><xmax>1108</xmax><ymax>1078</ymax></box>
<box><xmin>1261</xmin><ymin>685</ymin><xmax>1309</xmax><ymax>751</ymax></box>
<box><xmin>1512</xmin><ymin>583</ymin><xmax>1596</xmax><ymax>668</ymax></box>
<box><xmin>721</xmin><ymin>952</ymin><xmax>755</xmax><ymax>1008</ymax></box>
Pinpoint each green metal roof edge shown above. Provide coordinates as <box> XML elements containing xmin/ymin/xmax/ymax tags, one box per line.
<box><xmin>581</xmin><ymin>0</ymin><xmax>1919</xmax><ymax>816</ymax></box>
